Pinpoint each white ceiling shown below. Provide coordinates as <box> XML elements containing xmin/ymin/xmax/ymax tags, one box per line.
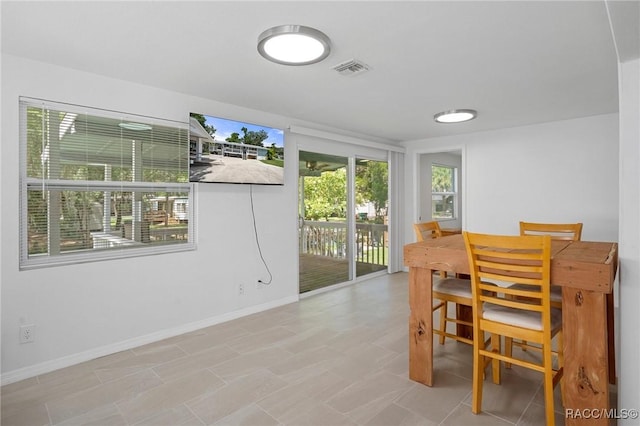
<box><xmin>1</xmin><ymin>1</ymin><xmax>623</xmax><ymax>145</ymax></box>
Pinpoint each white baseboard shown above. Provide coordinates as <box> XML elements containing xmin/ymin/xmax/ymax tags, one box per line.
<box><xmin>1</xmin><ymin>295</ymin><xmax>299</xmax><ymax>386</ymax></box>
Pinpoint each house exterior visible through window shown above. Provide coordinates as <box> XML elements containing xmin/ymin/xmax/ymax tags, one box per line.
<box><xmin>19</xmin><ymin>98</ymin><xmax>194</xmax><ymax>269</ymax></box>
<box><xmin>431</xmin><ymin>164</ymin><xmax>457</xmax><ymax>220</ymax></box>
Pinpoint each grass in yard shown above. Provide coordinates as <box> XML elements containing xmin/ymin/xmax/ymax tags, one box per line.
<box><xmin>261</xmin><ymin>159</ymin><xmax>284</xmax><ymax>167</ymax></box>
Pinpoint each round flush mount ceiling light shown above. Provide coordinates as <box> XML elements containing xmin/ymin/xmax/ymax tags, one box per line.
<box><xmin>434</xmin><ymin>109</ymin><xmax>478</xmax><ymax>124</ymax></box>
<box><xmin>257</xmin><ymin>25</ymin><xmax>331</xmax><ymax>66</ymax></box>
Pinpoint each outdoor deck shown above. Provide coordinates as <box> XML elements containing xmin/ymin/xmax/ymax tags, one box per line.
<box><xmin>299</xmin><ymin>254</ymin><xmax>387</xmax><ymax>293</ymax></box>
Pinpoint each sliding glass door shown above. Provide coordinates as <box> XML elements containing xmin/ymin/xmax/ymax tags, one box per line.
<box><xmin>355</xmin><ymin>158</ymin><xmax>388</xmax><ymax>278</ymax></box>
<box><xmin>298</xmin><ymin>150</ymin><xmax>389</xmax><ymax>294</ymax></box>
<box><xmin>298</xmin><ymin>151</ymin><xmax>349</xmax><ymax>293</ymax></box>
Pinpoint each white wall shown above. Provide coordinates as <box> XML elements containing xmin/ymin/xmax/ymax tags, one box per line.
<box><xmin>0</xmin><ymin>53</ymin><xmax>404</xmax><ymax>382</ymax></box>
<box><xmin>403</xmin><ymin>114</ymin><xmax>619</xmax><ymax>246</ymax></box>
<box><xmin>0</xmin><ymin>54</ymin><xmax>305</xmax><ymax>382</ymax></box>
<box><xmin>617</xmin><ymin>57</ymin><xmax>640</xmax><ymax>423</ymax></box>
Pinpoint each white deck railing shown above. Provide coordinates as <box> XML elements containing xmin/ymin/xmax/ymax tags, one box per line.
<box><xmin>299</xmin><ymin>220</ymin><xmax>388</xmax><ymax>266</ymax></box>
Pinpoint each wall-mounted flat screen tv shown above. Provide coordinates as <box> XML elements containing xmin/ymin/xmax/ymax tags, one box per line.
<box><xmin>189</xmin><ymin>112</ymin><xmax>284</xmax><ymax>185</ymax></box>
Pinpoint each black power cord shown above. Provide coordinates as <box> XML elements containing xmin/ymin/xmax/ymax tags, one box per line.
<box><xmin>249</xmin><ymin>185</ymin><xmax>273</xmax><ymax>285</ymax></box>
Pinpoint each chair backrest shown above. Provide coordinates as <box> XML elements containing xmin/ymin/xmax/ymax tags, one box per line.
<box><xmin>463</xmin><ymin>232</ymin><xmax>553</xmax><ymax>329</ymax></box>
<box><xmin>519</xmin><ymin>221</ymin><xmax>582</xmax><ymax>241</ymax></box>
<box><xmin>413</xmin><ymin>221</ymin><xmax>442</xmax><ymax>241</ymax></box>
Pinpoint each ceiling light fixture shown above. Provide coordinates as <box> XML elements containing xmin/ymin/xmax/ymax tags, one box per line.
<box><xmin>257</xmin><ymin>25</ymin><xmax>331</xmax><ymax>66</ymax></box>
<box><xmin>434</xmin><ymin>109</ymin><xmax>478</xmax><ymax>124</ymax></box>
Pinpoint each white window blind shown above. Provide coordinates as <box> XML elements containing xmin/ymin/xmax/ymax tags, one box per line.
<box><xmin>19</xmin><ymin>97</ymin><xmax>195</xmax><ymax>269</ymax></box>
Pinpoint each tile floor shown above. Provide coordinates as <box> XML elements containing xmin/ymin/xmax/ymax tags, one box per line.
<box><xmin>1</xmin><ymin>272</ymin><xmax>616</xmax><ymax>425</ymax></box>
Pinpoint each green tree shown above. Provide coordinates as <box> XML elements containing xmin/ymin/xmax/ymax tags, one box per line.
<box><xmin>267</xmin><ymin>143</ymin><xmax>277</xmax><ymax>160</ymax></box>
<box><xmin>356</xmin><ymin>161</ymin><xmax>388</xmax><ymax>221</ymax></box>
<box><xmin>240</xmin><ymin>126</ymin><xmax>268</xmax><ymax>146</ymax></box>
<box><xmin>226</xmin><ymin>127</ymin><xmax>268</xmax><ymax>146</ymax></box>
<box><xmin>303</xmin><ymin>168</ymin><xmax>347</xmax><ymax>221</ymax></box>
<box><xmin>189</xmin><ymin>113</ymin><xmax>216</xmax><ymax>136</ymax></box>
<box><xmin>432</xmin><ymin>165</ymin><xmax>453</xmax><ymax>192</ymax></box>
<box><xmin>226</xmin><ymin>132</ymin><xmax>241</xmax><ymax>143</ymax></box>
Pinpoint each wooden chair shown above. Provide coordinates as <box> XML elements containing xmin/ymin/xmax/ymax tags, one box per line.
<box><xmin>509</xmin><ymin>223</ymin><xmax>580</xmax><ymax>353</ymax></box>
<box><xmin>414</xmin><ymin>221</ymin><xmax>474</xmax><ymax>345</ymax></box>
<box><xmin>413</xmin><ymin>221</ymin><xmax>443</xmax><ymax>241</ymax></box>
<box><xmin>510</xmin><ymin>222</ymin><xmax>583</xmax><ymax>308</ymax></box>
<box><xmin>519</xmin><ymin>221</ymin><xmax>583</xmax><ymax>241</ymax></box>
<box><xmin>463</xmin><ymin>232</ymin><xmax>563</xmax><ymax>426</ymax></box>
<box><xmin>512</xmin><ymin>221</ymin><xmax>616</xmax><ymax>384</ymax></box>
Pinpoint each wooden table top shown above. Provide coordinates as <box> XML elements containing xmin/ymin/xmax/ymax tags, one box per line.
<box><xmin>404</xmin><ymin>234</ymin><xmax>618</xmax><ymax>293</ymax></box>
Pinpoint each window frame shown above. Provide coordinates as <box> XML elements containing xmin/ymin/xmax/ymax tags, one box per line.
<box><xmin>19</xmin><ymin>97</ymin><xmax>196</xmax><ymax>270</ymax></box>
<box><xmin>431</xmin><ymin>163</ymin><xmax>458</xmax><ymax>221</ymax></box>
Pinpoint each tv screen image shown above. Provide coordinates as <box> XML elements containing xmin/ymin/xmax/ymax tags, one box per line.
<box><xmin>189</xmin><ymin>113</ymin><xmax>285</xmax><ymax>185</ymax></box>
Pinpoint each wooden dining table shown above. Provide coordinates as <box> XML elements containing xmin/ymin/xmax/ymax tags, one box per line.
<box><xmin>404</xmin><ymin>233</ymin><xmax>618</xmax><ymax>426</ymax></box>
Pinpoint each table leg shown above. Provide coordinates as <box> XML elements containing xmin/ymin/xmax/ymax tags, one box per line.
<box><xmin>409</xmin><ymin>266</ymin><xmax>434</xmax><ymax>386</ymax></box>
<box><xmin>456</xmin><ymin>305</ymin><xmax>474</xmax><ymax>340</ymax></box>
<box><xmin>562</xmin><ymin>287</ymin><xmax>610</xmax><ymax>426</ymax></box>
<box><xmin>606</xmin><ymin>292</ymin><xmax>616</xmax><ymax>385</ymax></box>
<box><xmin>455</xmin><ymin>273</ymin><xmax>473</xmax><ymax>340</ymax></box>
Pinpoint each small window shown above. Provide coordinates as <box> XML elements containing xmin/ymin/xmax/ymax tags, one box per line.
<box><xmin>431</xmin><ymin>164</ymin><xmax>457</xmax><ymax>220</ymax></box>
<box><xmin>19</xmin><ymin>98</ymin><xmax>195</xmax><ymax>269</ymax></box>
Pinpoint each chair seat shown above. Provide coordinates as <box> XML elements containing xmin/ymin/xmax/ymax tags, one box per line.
<box><xmin>483</xmin><ymin>304</ymin><xmax>562</xmax><ymax>331</ymax></box>
<box><xmin>434</xmin><ymin>277</ymin><xmax>498</xmax><ymax>299</ymax></box>
<box><xmin>508</xmin><ymin>283</ymin><xmax>562</xmax><ymax>303</ymax></box>
<box><xmin>432</xmin><ymin>278</ymin><xmax>497</xmax><ymax>346</ymax></box>
<box><xmin>433</xmin><ymin>277</ymin><xmax>472</xmax><ymax>298</ymax></box>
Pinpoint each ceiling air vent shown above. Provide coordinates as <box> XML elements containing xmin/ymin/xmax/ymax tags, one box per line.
<box><xmin>332</xmin><ymin>59</ymin><xmax>370</xmax><ymax>76</ymax></box>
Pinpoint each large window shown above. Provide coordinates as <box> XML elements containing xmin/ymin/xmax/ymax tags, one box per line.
<box><xmin>431</xmin><ymin>164</ymin><xmax>457</xmax><ymax>220</ymax></box>
<box><xmin>19</xmin><ymin>98</ymin><xmax>194</xmax><ymax>269</ymax></box>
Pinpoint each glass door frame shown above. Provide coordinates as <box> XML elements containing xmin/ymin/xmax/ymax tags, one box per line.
<box><xmin>297</xmin><ymin>146</ymin><xmax>390</xmax><ymax>294</ymax></box>
<box><xmin>298</xmin><ymin>150</ymin><xmax>350</xmax><ymax>293</ymax></box>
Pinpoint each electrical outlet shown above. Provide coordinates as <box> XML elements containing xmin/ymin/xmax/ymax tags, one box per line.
<box><xmin>20</xmin><ymin>324</ymin><xmax>34</xmax><ymax>344</ymax></box>
<box><xmin>239</xmin><ymin>283</ymin><xmax>245</xmax><ymax>296</ymax></box>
